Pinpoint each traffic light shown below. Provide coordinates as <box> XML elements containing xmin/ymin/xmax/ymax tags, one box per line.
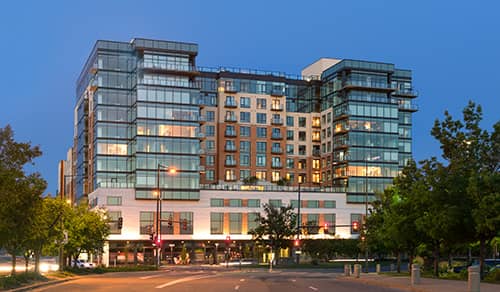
<box><xmin>323</xmin><ymin>223</ymin><xmax>329</xmax><ymax>234</ymax></box>
<box><xmin>352</xmin><ymin>221</ymin><xmax>359</xmax><ymax>233</ymax></box>
<box><xmin>182</xmin><ymin>219</ymin><xmax>188</xmax><ymax>230</ymax></box>
<box><xmin>293</xmin><ymin>239</ymin><xmax>300</xmax><ymax>247</ymax></box>
<box><xmin>117</xmin><ymin>217</ymin><xmax>123</xmax><ymax>229</ymax></box>
<box><xmin>156</xmin><ymin>237</ymin><xmax>161</xmax><ymax>247</ymax></box>
<box><xmin>225</xmin><ymin>235</ymin><xmax>231</xmax><ymax>246</ymax></box>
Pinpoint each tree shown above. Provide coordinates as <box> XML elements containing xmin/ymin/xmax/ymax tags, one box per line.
<box><xmin>0</xmin><ymin>125</ymin><xmax>44</xmax><ymax>275</ymax></box>
<box><xmin>431</xmin><ymin>101</ymin><xmax>500</xmax><ymax>277</ymax></box>
<box><xmin>249</xmin><ymin>203</ymin><xmax>296</xmax><ymax>263</ymax></box>
<box><xmin>63</xmin><ymin>204</ymin><xmax>110</xmax><ymax>265</ymax></box>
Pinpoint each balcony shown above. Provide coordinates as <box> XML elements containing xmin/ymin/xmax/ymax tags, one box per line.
<box><xmin>225</xmin><ymin>145</ymin><xmax>237</xmax><ymax>152</ymax></box>
<box><xmin>138</xmin><ymin>60</ymin><xmax>199</xmax><ymax>76</ymax></box>
<box><xmin>398</xmin><ymin>102</ymin><xmax>418</xmax><ymax>112</ymax></box>
<box><xmin>312</xmin><ymin>149</ymin><xmax>321</xmax><ymax>157</ymax></box>
<box><xmin>271</xmin><ymin>88</ymin><xmax>285</xmax><ymax>96</ymax></box>
<box><xmin>271</xmin><ymin>162</ymin><xmax>283</xmax><ymax>169</ymax></box>
<box><xmin>271</xmin><ymin>134</ymin><xmax>283</xmax><ymax>140</ymax></box>
<box><xmin>342</xmin><ymin>80</ymin><xmax>395</xmax><ymax>92</ymax></box>
<box><xmin>224</xmin><ymin>175</ymin><xmax>237</xmax><ymax>181</ymax></box>
<box><xmin>225</xmin><ymin>130</ymin><xmax>237</xmax><ymax>137</ymax></box>
<box><xmin>225</xmin><ymin>160</ymin><xmax>237</xmax><ymax>167</ymax></box>
<box><xmin>312</xmin><ymin>136</ymin><xmax>321</xmax><ymax>142</ymax></box>
<box><xmin>271</xmin><ymin>147</ymin><xmax>283</xmax><ymax>154</ymax></box>
<box><xmin>271</xmin><ymin>118</ymin><xmax>283</xmax><ymax>125</ymax></box>
<box><xmin>224</xmin><ymin>100</ymin><xmax>237</xmax><ymax>108</ymax></box>
<box><xmin>271</xmin><ymin>104</ymin><xmax>284</xmax><ymax>111</ymax></box>
<box><xmin>197</xmin><ymin>115</ymin><xmax>206</xmax><ymax>124</ymax></box>
<box><xmin>225</xmin><ymin>86</ymin><xmax>238</xmax><ymax>93</ymax></box>
<box><xmin>196</xmin><ymin>132</ymin><xmax>205</xmax><ymax>139</ymax></box>
<box><xmin>224</xmin><ymin>115</ymin><xmax>237</xmax><ymax>122</ymax></box>
<box><xmin>393</xmin><ymin>88</ymin><xmax>418</xmax><ymax>97</ymax></box>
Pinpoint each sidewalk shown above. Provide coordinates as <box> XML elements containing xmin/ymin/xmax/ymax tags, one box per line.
<box><xmin>338</xmin><ymin>273</ymin><xmax>499</xmax><ymax>292</ymax></box>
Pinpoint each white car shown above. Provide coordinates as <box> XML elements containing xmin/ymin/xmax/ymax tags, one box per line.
<box><xmin>73</xmin><ymin>259</ymin><xmax>94</xmax><ymax>268</ymax></box>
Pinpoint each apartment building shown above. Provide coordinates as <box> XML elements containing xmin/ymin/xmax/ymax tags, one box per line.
<box><xmin>65</xmin><ymin>38</ymin><xmax>417</xmax><ymax>265</ymax></box>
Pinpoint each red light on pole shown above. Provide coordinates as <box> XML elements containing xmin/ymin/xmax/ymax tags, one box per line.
<box><xmin>294</xmin><ymin>239</ymin><xmax>300</xmax><ymax>247</ymax></box>
<box><xmin>352</xmin><ymin>221</ymin><xmax>359</xmax><ymax>232</ymax></box>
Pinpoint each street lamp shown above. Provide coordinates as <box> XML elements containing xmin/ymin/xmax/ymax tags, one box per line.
<box><xmin>155</xmin><ymin>163</ymin><xmax>177</xmax><ymax>268</ymax></box>
<box><xmin>296</xmin><ymin>182</ymin><xmax>302</xmax><ymax>264</ymax></box>
<box><xmin>365</xmin><ymin>156</ymin><xmax>380</xmax><ymax>273</ymax></box>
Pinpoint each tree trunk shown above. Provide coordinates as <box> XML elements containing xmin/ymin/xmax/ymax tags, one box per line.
<box><xmin>408</xmin><ymin>254</ymin><xmax>414</xmax><ymax>276</ymax></box>
<box><xmin>396</xmin><ymin>252</ymin><xmax>401</xmax><ymax>273</ymax></box>
<box><xmin>433</xmin><ymin>243</ymin><xmax>440</xmax><ymax>278</ymax></box>
<box><xmin>479</xmin><ymin>237</ymin><xmax>486</xmax><ymax>280</ymax></box>
<box><xmin>24</xmin><ymin>254</ymin><xmax>29</xmax><ymax>273</ymax></box>
<box><xmin>11</xmin><ymin>253</ymin><xmax>17</xmax><ymax>275</ymax></box>
<box><xmin>34</xmin><ymin>248</ymin><xmax>41</xmax><ymax>274</ymax></box>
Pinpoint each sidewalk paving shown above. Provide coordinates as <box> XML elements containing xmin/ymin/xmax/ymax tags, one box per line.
<box><xmin>338</xmin><ymin>273</ymin><xmax>499</xmax><ymax>292</ymax></box>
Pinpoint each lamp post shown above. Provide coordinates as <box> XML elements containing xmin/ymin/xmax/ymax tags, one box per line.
<box><xmin>155</xmin><ymin>163</ymin><xmax>176</xmax><ymax>268</ymax></box>
<box><xmin>296</xmin><ymin>182</ymin><xmax>302</xmax><ymax>264</ymax></box>
<box><xmin>214</xmin><ymin>243</ymin><xmax>219</xmax><ymax>265</ymax></box>
<box><xmin>365</xmin><ymin>156</ymin><xmax>380</xmax><ymax>273</ymax></box>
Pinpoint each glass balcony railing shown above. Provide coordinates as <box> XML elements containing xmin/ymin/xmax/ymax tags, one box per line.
<box><xmin>225</xmin><ymin>160</ymin><xmax>237</xmax><ymax>166</ymax></box>
<box><xmin>225</xmin><ymin>131</ymin><xmax>237</xmax><ymax>137</ymax></box>
<box><xmin>225</xmin><ymin>145</ymin><xmax>237</xmax><ymax>152</ymax></box>
<box><xmin>271</xmin><ymin>147</ymin><xmax>283</xmax><ymax>154</ymax></box>
<box><xmin>271</xmin><ymin>134</ymin><xmax>283</xmax><ymax>140</ymax></box>
<box><xmin>224</xmin><ymin>100</ymin><xmax>237</xmax><ymax>107</ymax></box>
<box><xmin>271</xmin><ymin>118</ymin><xmax>283</xmax><ymax>125</ymax></box>
<box><xmin>343</xmin><ymin>80</ymin><xmax>395</xmax><ymax>90</ymax></box>
<box><xmin>225</xmin><ymin>116</ymin><xmax>237</xmax><ymax>122</ymax></box>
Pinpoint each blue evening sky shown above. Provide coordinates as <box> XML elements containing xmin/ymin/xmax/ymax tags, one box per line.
<box><xmin>1</xmin><ymin>0</ymin><xmax>498</xmax><ymax>195</ymax></box>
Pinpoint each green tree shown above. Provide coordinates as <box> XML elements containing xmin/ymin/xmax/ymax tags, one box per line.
<box><xmin>249</xmin><ymin>203</ymin><xmax>296</xmax><ymax>263</ymax></box>
<box><xmin>0</xmin><ymin>125</ymin><xmax>44</xmax><ymax>275</ymax></box>
<box><xmin>431</xmin><ymin>101</ymin><xmax>500</xmax><ymax>277</ymax></box>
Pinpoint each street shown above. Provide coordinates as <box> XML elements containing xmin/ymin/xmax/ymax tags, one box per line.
<box><xmin>34</xmin><ymin>268</ymin><xmax>404</xmax><ymax>292</ymax></box>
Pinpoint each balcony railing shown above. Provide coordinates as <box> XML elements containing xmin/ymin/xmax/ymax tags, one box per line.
<box><xmin>271</xmin><ymin>134</ymin><xmax>283</xmax><ymax>140</ymax></box>
<box><xmin>271</xmin><ymin>118</ymin><xmax>283</xmax><ymax>125</ymax></box>
<box><xmin>224</xmin><ymin>101</ymin><xmax>237</xmax><ymax>108</ymax></box>
<box><xmin>225</xmin><ymin>116</ymin><xmax>237</xmax><ymax>122</ymax></box>
<box><xmin>343</xmin><ymin>80</ymin><xmax>396</xmax><ymax>91</ymax></box>
<box><xmin>398</xmin><ymin>102</ymin><xmax>418</xmax><ymax>112</ymax></box>
<box><xmin>271</xmin><ymin>162</ymin><xmax>283</xmax><ymax>168</ymax></box>
<box><xmin>225</xmin><ymin>145</ymin><xmax>237</xmax><ymax>152</ymax></box>
<box><xmin>225</xmin><ymin>131</ymin><xmax>237</xmax><ymax>137</ymax></box>
<box><xmin>225</xmin><ymin>160</ymin><xmax>237</xmax><ymax>166</ymax></box>
<box><xmin>271</xmin><ymin>147</ymin><xmax>283</xmax><ymax>154</ymax></box>
<box><xmin>271</xmin><ymin>104</ymin><xmax>284</xmax><ymax>111</ymax></box>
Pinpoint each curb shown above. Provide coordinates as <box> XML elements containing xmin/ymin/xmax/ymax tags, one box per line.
<box><xmin>336</xmin><ymin>275</ymin><xmax>422</xmax><ymax>292</ymax></box>
<box><xmin>8</xmin><ymin>277</ymin><xmax>77</xmax><ymax>292</ymax></box>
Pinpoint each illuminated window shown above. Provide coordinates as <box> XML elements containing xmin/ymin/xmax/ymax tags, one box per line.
<box><xmin>271</xmin><ymin>171</ymin><xmax>280</xmax><ymax>182</ymax></box>
<box><xmin>97</xmin><ymin>143</ymin><xmax>127</xmax><ymax>155</ymax></box>
<box><xmin>312</xmin><ymin>159</ymin><xmax>320</xmax><ymax>169</ymax></box>
<box><xmin>255</xmin><ymin>171</ymin><xmax>266</xmax><ymax>180</ymax></box>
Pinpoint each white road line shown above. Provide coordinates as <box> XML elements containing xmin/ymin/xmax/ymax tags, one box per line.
<box><xmin>234</xmin><ymin>285</ymin><xmax>240</xmax><ymax>290</ymax></box>
<box><xmin>140</xmin><ymin>275</ymin><xmax>161</xmax><ymax>280</ymax></box>
<box><xmin>155</xmin><ymin>274</ymin><xmax>217</xmax><ymax>289</ymax></box>
<box><xmin>291</xmin><ymin>279</ymin><xmax>297</xmax><ymax>282</ymax></box>
<box><xmin>309</xmin><ymin>286</ymin><xmax>318</xmax><ymax>291</ymax></box>
<box><xmin>240</xmin><ymin>279</ymin><xmax>245</xmax><ymax>282</ymax></box>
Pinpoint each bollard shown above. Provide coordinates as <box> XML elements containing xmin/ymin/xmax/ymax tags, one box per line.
<box><xmin>376</xmin><ymin>263</ymin><xmax>381</xmax><ymax>274</ymax></box>
<box><xmin>353</xmin><ymin>264</ymin><xmax>360</xmax><ymax>278</ymax></box>
<box><xmin>344</xmin><ymin>264</ymin><xmax>351</xmax><ymax>276</ymax></box>
<box><xmin>467</xmin><ymin>265</ymin><xmax>480</xmax><ymax>292</ymax></box>
<box><xmin>411</xmin><ymin>264</ymin><xmax>420</xmax><ymax>286</ymax></box>
<box><xmin>390</xmin><ymin>263</ymin><xmax>395</xmax><ymax>272</ymax></box>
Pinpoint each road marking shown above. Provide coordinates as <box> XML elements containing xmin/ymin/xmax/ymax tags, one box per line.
<box><xmin>140</xmin><ymin>275</ymin><xmax>161</xmax><ymax>280</ymax></box>
<box><xmin>240</xmin><ymin>279</ymin><xmax>245</xmax><ymax>282</ymax></box>
<box><xmin>291</xmin><ymin>279</ymin><xmax>297</xmax><ymax>282</ymax></box>
<box><xmin>309</xmin><ymin>286</ymin><xmax>318</xmax><ymax>291</ymax></box>
<box><xmin>235</xmin><ymin>285</ymin><xmax>240</xmax><ymax>290</ymax></box>
<box><xmin>155</xmin><ymin>274</ymin><xmax>217</xmax><ymax>289</ymax></box>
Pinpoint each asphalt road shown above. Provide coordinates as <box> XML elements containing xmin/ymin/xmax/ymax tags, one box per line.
<box><xmin>34</xmin><ymin>269</ymin><xmax>405</xmax><ymax>292</ymax></box>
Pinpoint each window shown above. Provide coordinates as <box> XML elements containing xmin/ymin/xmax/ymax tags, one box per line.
<box><xmin>206</xmin><ymin>155</ymin><xmax>215</xmax><ymax>166</ymax></box>
<box><xmin>161</xmin><ymin>211</ymin><xmax>174</xmax><ymax>234</ymax></box>
<box><xmin>299</xmin><ymin>131</ymin><xmax>306</xmax><ymax>141</ymax></box>
<box><xmin>290</xmin><ymin>200</ymin><xmax>299</xmax><ymax>208</ymax></box>
<box><xmin>206</xmin><ymin>140</ymin><xmax>215</xmax><ymax>151</ymax></box>
<box><xmin>271</xmin><ymin>171</ymin><xmax>280</xmax><ymax>182</ymax></box>
<box><xmin>240</xmin><ymin>141</ymin><xmax>250</xmax><ymax>152</ymax></box>
<box><xmin>299</xmin><ymin>145</ymin><xmax>306</xmax><ymax>156</ymax></box>
<box><xmin>247</xmin><ymin>199</ymin><xmax>260</xmax><ymax>208</ymax></box>
<box><xmin>211</xmin><ymin>198</ymin><xmax>224</xmax><ymax>207</ymax></box>
<box><xmin>307</xmin><ymin>200</ymin><xmax>319</xmax><ymax>208</ymax></box>
<box><xmin>247</xmin><ymin>212</ymin><xmax>260</xmax><ymax>233</ymax></box>
<box><xmin>257</xmin><ymin>98</ymin><xmax>267</xmax><ymax>109</ymax></box>
<box><xmin>108</xmin><ymin>211</ymin><xmax>122</xmax><ymax>234</ymax></box>
<box><xmin>240</xmin><ymin>97</ymin><xmax>251</xmax><ymax>108</ymax></box>
<box><xmin>225</xmin><ymin>96</ymin><xmax>236</xmax><ymax>107</ymax></box>
<box><xmin>225</xmin><ymin>169</ymin><xmax>236</xmax><ymax>180</ymax></box>
<box><xmin>211</xmin><ymin>212</ymin><xmax>224</xmax><ymax>234</ymax></box>
<box><xmin>256</xmin><ymin>113</ymin><xmax>267</xmax><ymax>124</ymax></box>
<box><xmin>324</xmin><ymin>200</ymin><xmax>336</xmax><ymax>208</ymax></box>
<box><xmin>240</xmin><ymin>112</ymin><xmax>251</xmax><ymax>123</ymax></box>
<box><xmin>240</xmin><ymin>126</ymin><xmax>250</xmax><ymax>137</ymax></box>
<box><xmin>271</xmin><ymin>128</ymin><xmax>281</xmax><ymax>139</ymax></box>
<box><xmin>229</xmin><ymin>199</ymin><xmax>242</xmax><ymax>207</ymax></box>
<box><xmin>271</xmin><ymin>157</ymin><xmax>281</xmax><ymax>168</ymax></box>
<box><xmin>351</xmin><ymin>213</ymin><xmax>363</xmax><ymax>234</ymax></box>
<box><xmin>286</xmin><ymin>158</ymin><xmax>294</xmax><ymax>168</ymax></box>
<box><xmin>140</xmin><ymin>211</ymin><xmax>154</xmax><ymax>234</ymax></box>
<box><xmin>256</xmin><ymin>142</ymin><xmax>267</xmax><ymax>153</ymax></box>
<box><xmin>287</xmin><ymin>130</ymin><xmax>294</xmax><ymax>140</ymax></box>
<box><xmin>256</xmin><ymin>127</ymin><xmax>267</xmax><ymax>138</ymax></box>
<box><xmin>256</xmin><ymin>154</ymin><xmax>266</xmax><ymax>167</ymax></box>
<box><xmin>225</xmin><ymin>140</ymin><xmax>236</xmax><ymax>151</ymax></box>
<box><xmin>107</xmin><ymin>196</ymin><xmax>122</xmax><ymax>206</ymax></box>
<box><xmin>205</xmin><ymin>170</ymin><xmax>214</xmax><ymax>180</ymax></box>
<box><xmin>307</xmin><ymin>214</ymin><xmax>319</xmax><ymax>234</ymax></box>
<box><xmin>206</xmin><ymin>111</ymin><xmax>215</xmax><ymax>122</ymax></box>
<box><xmin>255</xmin><ymin>171</ymin><xmax>266</xmax><ymax>180</ymax></box>
<box><xmin>179</xmin><ymin>212</ymin><xmax>193</xmax><ymax>234</ymax></box>
<box><xmin>205</xmin><ymin>125</ymin><xmax>215</xmax><ymax>137</ymax></box>
<box><xmin>286</xmin><ymin>116</ymin><xmax>294</xmax><ymax>126</ymax></box>
<box><xmin>269</xmin><ymin>199</ymin><xmax>282</xmax><ymax>208</ymax></box>
<box><xmin>229</xmin><ymin>213</ymin><xmax>242</xmax><ymax>234</ymax></box>
<box><xmin>240</xmin><ymin>153</ymin><xmax>250</xmax><ymax>166</ymax></box>
<box><xmin>299</xmin><ymin>117</ymin><xmax>306</xmax><ymax>127</ymax></box>
<box><xmin>324</xmin><ymin>213</ymin><xmax>336</xmax><ymax>234</ymax></box>
<box><xmin>240</xmin><ymin>169</ymin><xmax>250</xmax><ymax>179</ymax></box>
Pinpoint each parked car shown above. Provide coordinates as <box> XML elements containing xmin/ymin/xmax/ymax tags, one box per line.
<box><xmin>72</xmin><ymin>259</ymin><xmax>94</xmax><ymax>269</ymax></box>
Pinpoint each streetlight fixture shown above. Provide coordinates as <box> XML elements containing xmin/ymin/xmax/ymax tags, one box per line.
<box><xmin>155</xmin><ymin>163</ymin><xmax>177</xmax><ymax>268</ymax></box>
<box><xmin>365</xmin><ymin>156</ymin><xmax>380</xmax><ymax>273</ymax></box>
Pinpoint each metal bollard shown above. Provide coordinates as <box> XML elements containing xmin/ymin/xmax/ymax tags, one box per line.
<box><xmin>376</xmin><ymin>263</ymin><xmax>381</xmax><ymax>274</ymax></box>
<box><xmin>344</xmin><ymin>264</ymin><xmax>351</xmax><ymax>276</ymax></box>
<box><xmin>411</xmin><ymin>264</ymin><xmax>420</xmax><ymax>285</ymax></box>
<box><xmin>353</xmin><ymin>264</ymin><xmax>360</xmax><ymax>278</ymax></box>
<box><xmin>467</xmin><ymin>265</ymin><xmax>480</xmax><ymax>292</ymax></box>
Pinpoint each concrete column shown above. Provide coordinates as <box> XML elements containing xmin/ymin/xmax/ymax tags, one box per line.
<box><xmin>411</xmin><ymin>264</ymin><xmax>420</xmax><ymax>286</ymax></box>
<box><xmin>376</xmin><ymin>263</ymin><xmax>381</xmax><ymax>274</ymax></box>
<box><xmin>344</xmin><ymin>264</ymin><xmax>351</xmax><ymax>276</ymax></box>
<box><xmin>467</xmin><ymin>265</ymin><xmax>480</xmax><ymax>292</ymax></box>
<box><xmin>353</xmin><ymin>264</ymin><xmax>360</xmax><ymax>278</ymax></box>
<box><xmin>102</xmin><ymin>242</ymin><xmax>110</xmax><ymax>267</ymax></box>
